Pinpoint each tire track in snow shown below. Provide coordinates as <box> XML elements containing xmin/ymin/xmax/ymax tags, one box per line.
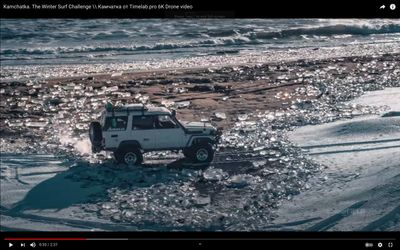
<box><xmin>306</xmin><ymin>200</ymin><xmax>368</xmax><ymax>231</ymax></box>
<box><xmin>300</xmin><ymin>138</ymin><xmax>400</xmax><ymax>149</ymax></box>
<box><xmin>1</xmin><ymin>207</ymin><xmax>137</xmax><ymax>231</ymax></box>
<box><xmin>360</xmin><ymin>205</ymin><xmax>400</xmax><ymax>231</ymax></box>
<box><xmin>308</xmin><ymin>145</ymin><xmax>400</xmax><ymax>156</ymax></box>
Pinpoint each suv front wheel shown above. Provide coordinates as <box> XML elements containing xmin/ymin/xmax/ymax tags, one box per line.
<box><xmin>188</xmin><ymin>143</ymin><xmax>214</xmax><ymax>163</ymax></box>
<box><xmin>115</xmin><ymin>148</ymin><xmax>143</xmax><ymax>165</ymax></box>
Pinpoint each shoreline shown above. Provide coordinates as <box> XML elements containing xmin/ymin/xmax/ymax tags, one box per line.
<box><xmin>2</xmin><ymin>41</ymin><xmax>399</xmax><ymax>83</ymax></box>
<box><xmin>18</xmin><ymin>52</ymin><xmax>400</xmax><ymax>83</ymax></box>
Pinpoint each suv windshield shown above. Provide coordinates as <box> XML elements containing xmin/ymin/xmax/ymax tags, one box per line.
<box><xmin>156</xmin><ymin>115</ymin><xmax>178</xmax><ymax>129</ymax></box>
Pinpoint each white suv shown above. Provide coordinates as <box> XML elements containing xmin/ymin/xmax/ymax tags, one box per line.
<box><xmin>89</xmin><ymin>103</ymin><xmax>221</xmax><ymax>165</ymax></box>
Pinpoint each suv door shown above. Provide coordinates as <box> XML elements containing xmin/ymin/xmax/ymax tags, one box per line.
<box><xmin>131</xmin><ymin>115</ymin><xmax>156</xmax><ymax>150</ymax></box>
<box><xmin>152</xmin><ymin>115</ymin><xmax>186</xmax><ymax>149</ymax></box>
<box><xmin>103</xmin><ymin>116</ymin><xmax>129</xmax><ymax>149</ymax></box>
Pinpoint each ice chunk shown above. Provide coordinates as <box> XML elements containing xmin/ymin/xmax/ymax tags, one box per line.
<box><xmin>213</xmin><ymin>112</ymin><xmax>227</xmax><ymax>120</ymax></box>
<box><xmin>25</xmin><ymin>121</ymin><xmax>48</xmax><ymax>128</ymax></box>
<box><xmin>122</xmin><ymin>209</ymin><xmax>136</xmax><ymax>218</ymax></box>
<box><xmin>102</xmin><ymin>202</ymin><xmax>116</xmax><ymax>210</ymax></box>
<box><xmin>174</xmin><ymin>101</ymin><xmax>190</xmax><ymax>109</ymax></box>
<box><xmin>7</xmin><ymin>121</ymin><xmax>24</xmax><ymax>127</ymax></box>
<box><xmin>75</xmin><ymin>123</ymin><xmax>87</xmax><ymax>130</ymax></box>
<box><xmin>161</xmin><ymin>99</ymin><xmax>175</xmax><ymax>107</ymax></box>
<box><xmin>252</xmin><ymin>160</ymin><xmax>266</xmax><ymax>168</ymax></box>
<box><xmin>138</xmin><ymin>95</ymin><xmax>150</xmax><ymax>103</ymax></box>
<box><xmin>237</xmin><ymin>114</ymin><xmax>248</xmax><ymax>121</ymax></box>
<box><xmin>203</xmin><ymin>168</ymin><xmax>228</xmax><ymax>181</ymax></box>
<box><xmin>194</xmin><ymin>195</ymin><xmax>211</xmax><ymax>206</ymax></box>
<box><xmin>253</xmin><ymin>146</ymin><xmax>265</xmax><ymax>151</ymax></box>
<box><xmin>106</xmin><ymin>86</ymin><xmax>119</xmax><ymax>92</ymax></box>
<box><xmin>237</xmin><ymin>121</ymin><xmax>256</xmax><ymax>132</ymax></box>
<box><xmin>226</xmin><ymin>174</ymin><xmax>259</xmax><ymax>188</ymax></box>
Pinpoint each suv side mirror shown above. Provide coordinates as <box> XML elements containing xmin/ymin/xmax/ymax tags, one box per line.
<box><xmin>171</xmin><ymin>109</ymin><xmax>176</xmax><ymax>117</ymax></box>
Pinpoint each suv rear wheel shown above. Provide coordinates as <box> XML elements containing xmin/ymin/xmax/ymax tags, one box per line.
<box><xmin>187</xmin><ymin>143</ymin><xmax>214</xmax><ymax>163</ymax></box>
<box><xmin>183</xmin><ymin>148</ymin><xmax>191</xmax><ymax>158</ymax></box>
<box><xmin>89</xmin><ymin>122</ymin><xmax>103</xmax><ymax>152</ymax></box>
<box><xmin>115</xmin><ymin>148</ymin><xmax>143</xmax><ymax>165</ymax></box>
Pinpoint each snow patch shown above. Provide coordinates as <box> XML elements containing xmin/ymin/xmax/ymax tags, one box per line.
<box><xmin>276</xmin><ymin>87</ymin><xmax>400</xmax><ymax>231</ymax></box>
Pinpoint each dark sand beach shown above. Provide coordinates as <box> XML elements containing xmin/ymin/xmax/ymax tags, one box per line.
<box><xmin>1</xmin><ymin>52</ymin><xmax>399</xmax><ymax>148</ymax></box>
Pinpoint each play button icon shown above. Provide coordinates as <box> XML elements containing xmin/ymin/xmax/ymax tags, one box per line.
<box><xmin>9</xmin><ymin>242</ymin><xmax>13</xmax><ymax>248</ymax></box>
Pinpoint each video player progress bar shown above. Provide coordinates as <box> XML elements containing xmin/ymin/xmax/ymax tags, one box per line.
<box><xmin>5</xmin><ymin>238</ymin><xmax>127</xmax><ymax>241</ymax></box>
<box><xmin>5</xmin><ymin>238</ymin><xmax>397</xmax><ymax>241</ymax></box>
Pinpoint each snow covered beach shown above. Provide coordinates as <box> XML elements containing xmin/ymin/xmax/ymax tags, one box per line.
<box><xmin>272</xmin><ymin>88</ymin><xmax>400</xmax><ymax>231</ymax></box>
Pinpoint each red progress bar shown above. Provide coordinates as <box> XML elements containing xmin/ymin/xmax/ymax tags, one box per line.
<box><xmin>5</xmin><ymin>238</ymin><xmax>86</xmax><ymax>241</ymax></box>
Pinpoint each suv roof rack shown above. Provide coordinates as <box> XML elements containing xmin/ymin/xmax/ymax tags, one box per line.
<box><xmin>116</xmin><ymin>104</ymin><xmax>148</xmax><ymax>111</ymax></box>
<box><xmin>106</xmin><ymin>103</ymin><xmax>148</xmax><ymax>113</ymax></box>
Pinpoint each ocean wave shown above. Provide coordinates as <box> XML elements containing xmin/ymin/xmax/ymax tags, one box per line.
<box><xmin>198</xmin><ymin>36</ymin><xmax>258</xmax><ymax>45</ymax></box>
<box><xmin>247</xmin><ymin>24</ymin><xmax>400</xmax><ymax>39</ymax></box>
<box><xmin>0</xmin><ymin>44</ymin><xmax>191</xmax><ymax>56</ymax></box>
<box><xmin>1</xmin><ymin>21</ymin><xmax>400</xmax><ymax>61</ymax></box>
<box><xmin>0</xmin><ymin>36</ymin><xmax>260</xmax><ymax>57</ymax></box>
<box><xmin>173</xmin><ymin>23</ymin><xmax>400</xmax><ymax>41</ymax></box>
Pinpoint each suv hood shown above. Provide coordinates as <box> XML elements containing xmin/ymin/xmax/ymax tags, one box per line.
<box><xmin>180</xmin><ymin>121</ymin><xmax>216</xmax><ymax>133</ymax></box>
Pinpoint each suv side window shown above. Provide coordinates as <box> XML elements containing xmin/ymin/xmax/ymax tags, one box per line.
<box><xmin>132</xmin><ymin>116</ymin><xmax>155</xmax><ymax>130</ymax></box>
<box><xmin>156</xmin><ymin>115</ymin><xmax>178</xmax><ymax>129</ymax></box>
<box><xmin>104</xmin><ymin>116</ymin><xmax>128</xmax><ymax>131</ymax></box>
